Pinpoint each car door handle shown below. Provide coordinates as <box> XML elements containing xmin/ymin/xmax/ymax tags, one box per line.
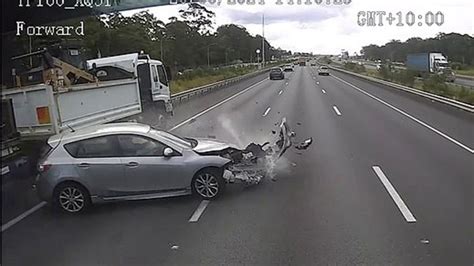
<box><xmin>78</xmin><ymin>163</ymin><xmax>90</xmax><ymax>168</ymax></box>
<box><xmin>126</xmin><ymin>162</ymin><xmax>139</xmax><ymax>167</ymax></box>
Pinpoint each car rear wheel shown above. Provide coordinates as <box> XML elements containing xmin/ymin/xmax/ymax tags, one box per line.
<box><xmin>53</xmin><ymin>183</ymin><xmax>90</xmax><ymax>213</ymax></box>
<box><xmin>192</xmin><ymin>169</ymin><xmax>225</xmax><ymax>200</ymax></box>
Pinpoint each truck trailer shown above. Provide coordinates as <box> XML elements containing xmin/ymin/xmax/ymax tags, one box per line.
<box><xmin>406</xmin><ymin>53</ymin><xmax>456</xmax><ymax>82</ymax></box>
<box><xmin>1</xmin><ymin>50</ymin><xmax>173</xmax><ymax>140</ymax></box>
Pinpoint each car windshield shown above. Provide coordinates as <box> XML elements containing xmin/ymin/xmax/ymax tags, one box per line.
<box><xmin>150</xmin><ymin>129</ymin><xmax>194</xmax><ymax>148</ymax></box>
<box><xmin>2</xmin><ymin>0</ymin><xmax>471</xmax><ymax>265</ymax></box>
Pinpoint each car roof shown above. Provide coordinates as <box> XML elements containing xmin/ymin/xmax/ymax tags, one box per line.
<box><xmin>48</xmin><ymin>123</ymin><xmax>151</xmax><ymax>146</ymax></box>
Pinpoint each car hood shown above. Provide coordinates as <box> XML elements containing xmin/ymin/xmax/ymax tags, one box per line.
<box><xmin>193</xmin><ymin>139</ymin><xmax>239</xmax><ymax>153</ymax></box>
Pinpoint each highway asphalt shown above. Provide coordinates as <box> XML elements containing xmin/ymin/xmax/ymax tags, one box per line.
<box><xmin>2</xmin><ymin>66</ymin><xmax>472</xmax><ymax>265</ymax></box>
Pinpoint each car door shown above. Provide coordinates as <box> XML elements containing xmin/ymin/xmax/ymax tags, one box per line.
<box><xmin>156</xmin><ymin>64</ymin><xmax>170</xmax><ymax>97</ymax></box>
<box><xmin>64</xmin><ymin>135</ymin><xmax>124</xmax><ymax>197</ymax></box>
<box><xmin>116</xmin><ymin>134</ymin><xmax>185</xmax><ymax>193</ymax></box>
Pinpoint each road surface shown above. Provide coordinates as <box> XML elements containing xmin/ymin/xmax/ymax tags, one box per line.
<box><xmin>2</xmin><ymin>66</ymin><xmax>472</xmax><ymax>265</ymax></box>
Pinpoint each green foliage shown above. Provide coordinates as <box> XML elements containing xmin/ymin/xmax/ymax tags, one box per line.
<box><xmin>170</xmin><ymin>65</ymin><xmax>257</xmax><ymax>93</ymax></box>
<box><xmin>361</xmin><ymin>33</ymin><xmax>474</xmax><ymax>66</ymax></box>
<box><xmin>344</xmin><ymin>62</ymin><xmax>365</xmax><ymax>73</ymax></box>
<box><xmin>422</xmin><ymin>74</ymin><xmax>449</xmax><ymax>94</ymax></box>
<box><xmin>3</xmin><ymin>2</ymin><xmax>290</xmax><ymax>84</ymax></box>
<box><xmin>377</xmin><ymin>65</ymin><xmax>391</xmax><ymax>80</ymax></box>
<box><xmin>392</xmin><ymin>70</ymin><xmax>416</xmax><ymax>87</ymax></box>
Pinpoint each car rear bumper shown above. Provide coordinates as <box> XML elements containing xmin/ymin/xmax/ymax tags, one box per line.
<box><xmin>33</xmin><ymin>174</ymin><xmax>54</xmax><ymax>202</ymax></box>
<box><xmin>269</xmin><ymin>75</ymin><xmax>284</xmax><ymax>79</ymax></box>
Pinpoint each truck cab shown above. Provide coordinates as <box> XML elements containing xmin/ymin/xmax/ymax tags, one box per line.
<box><xmin>87</xmin><ymin>53</ymin><xmax>173</xmax><ymax>114</ymax></box>
<box><xmin>137</xmin><ymin>55</ymin><xmax>172</xmax><ymax>113</ymax></box>
<box><xmin>430</xmin><ymin>53</ymin><xmax>449</xmax><ymax>73</ymax></box>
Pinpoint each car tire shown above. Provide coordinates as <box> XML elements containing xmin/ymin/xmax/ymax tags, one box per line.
<box><xmin>192</xmin><ymin>168</ymin><xmax>225</xmax><ymax>200</ymax></box>
<box><xmin>53</xmin><ymin>182</ymin><xmax>91</xmax><ymax>214</ymax></box>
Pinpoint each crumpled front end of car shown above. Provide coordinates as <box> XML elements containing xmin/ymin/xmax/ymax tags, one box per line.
<box><xmin>194</xmin><ymin>118</ymin><xmax>312</xmax><ymax>185</ymax></box>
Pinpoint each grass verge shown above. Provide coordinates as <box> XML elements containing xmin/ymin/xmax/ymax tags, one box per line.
<box><xmin>341</xmin><ymin>65</ymin><xmax>474</xmax><ymax>105</ymax></box>
<box><xmin>170</xmin><ymin>62</ymin><xmax>284</xmax><ymax>94</ymax></box>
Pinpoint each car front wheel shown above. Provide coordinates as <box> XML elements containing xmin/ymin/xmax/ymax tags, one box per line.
<box><xmin>53</xmin><ymin>183</ymin><xmax>91</xmax><ymax>213</ymax></box>
<box><xmin>192</xmin><ymin>169</ymin><xmax>225</xmax><ymax>200</ymax></box>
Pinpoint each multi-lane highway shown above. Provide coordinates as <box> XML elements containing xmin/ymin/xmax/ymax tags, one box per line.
<box><xmin>2</xmin><ymin>66</ymin><xmax>472</xmax><ymax>265</ymax></box>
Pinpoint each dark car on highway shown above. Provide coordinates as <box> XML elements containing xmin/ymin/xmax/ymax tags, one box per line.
<box><xmin>269</xmin><ymin>67</ymin><xmax>285</xmax><ymax>80</ymax></box>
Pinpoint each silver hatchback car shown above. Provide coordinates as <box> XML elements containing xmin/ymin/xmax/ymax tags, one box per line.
<box><xmin>35</xmin><ymin>123</ymin><xmax>235</xmax><ymax>213</ymax></box>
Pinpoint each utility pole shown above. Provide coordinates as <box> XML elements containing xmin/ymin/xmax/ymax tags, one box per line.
<box><xmin>262</xmin><ymin>13</ymin><xmax>265</xmax><ymax>68</ymax></box>
<box><xmin>207</xmin><ymin>43</ymin><xmax>216</xmax><ymax>68</ymax></box>
<box><xmin>207</xmin><ymin>46</ymin><xmax>211</xmax><ymax>68</ymax></box>
<box><xmin>160</xmin><ymin>38</ymin><xmax>164</xmax><ymax>61</ymax></box>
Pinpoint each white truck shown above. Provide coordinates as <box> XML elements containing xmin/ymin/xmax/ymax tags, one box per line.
<box><xmin>1</xmin><ymin>51</ymin><xmax>173</xmax><ymax>140</ymax></box>
<box><xmin>406</xmin><ymin>52</ymin><xmax>456</xmax><ymax>82</ymax></box>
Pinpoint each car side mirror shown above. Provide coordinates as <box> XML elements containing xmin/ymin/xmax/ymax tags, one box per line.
<box><xmin>163</xmin><ymin>147</ymin><xmax>174</xmax><ymax>157</ymax></box>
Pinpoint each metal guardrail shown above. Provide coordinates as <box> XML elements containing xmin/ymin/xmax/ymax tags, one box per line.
<box><xmin>170</xmin><ymin>68</ymin><xmax>270</xmax><ymax>106</ymax></box>
<box><xmin>328</xmin><ymin>66</ymin><xmax>474</xmax><ymax>113</ymax></box>
<box><xmin>457</xmin><ymin>74</ymin><xmax>474</xmax><ymax>81</ymax></box>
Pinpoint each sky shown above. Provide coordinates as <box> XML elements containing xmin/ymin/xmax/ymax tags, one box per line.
<box><xmin>124</xmin><ymin>0</ymin><xmax>473</xmax><ymax>55</ymax></box>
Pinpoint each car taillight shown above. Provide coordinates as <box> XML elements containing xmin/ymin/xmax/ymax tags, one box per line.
<box><xmin>38</xmin><ymin>164</ymin><xmax>51</xmax><ymax>173</ymax></box>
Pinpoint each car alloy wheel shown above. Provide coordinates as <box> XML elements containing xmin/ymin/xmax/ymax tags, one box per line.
<box><xmin>194</xmin><ymin>173</ymin><xmax>219</xmax><ymax>198</ymax></box>
<box><xmin>58</xmin><ymin>187</ymin><xmax>85</xmax><ymax>213</ymax></box>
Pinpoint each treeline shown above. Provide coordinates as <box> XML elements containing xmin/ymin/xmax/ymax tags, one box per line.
<box><xmin>361</xmin><ymin>33</ymin><xmax>474</xmax><ymax>67</ymax></box>
<box><xmin>6</xmin><ymin>3</ymin><xmax>290</xmax><ymax>73</ymax></box>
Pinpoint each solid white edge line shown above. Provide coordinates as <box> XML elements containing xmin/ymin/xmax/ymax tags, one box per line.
<box><xmin>1</xmin><ymin>201</ymin><xmax>47</xmax><ymax>232</ymax></box>
<box><xmin>372</xmin><ymin>166</ymin><xmax>416</xmax><ymax>223</ymax></box>
<box><xmin>189</xmin><ymin>200</ymin><xmax>210</xmax><ymax>223</ymax></box>
<box><xmin>263</xmin><ymin>107</ymin><xmax>271</xmax><ymax>117</ymax></box>
<box><xmin>331</xmin><ymin>75</ymin><xmax>474</xmax><ymax>154</ymax></box>
<box><xmin>322</xmin><ymin>89</ymin><xmax>326</xmax><ymax>94</ymax></box>
<box><xmin>333</xmin><ymin>106</ymin><xmax>342</xmax><ymax>116</ymax></box>
<box><xmin>169</xmin><ymin>78</ymin><xmax>267</xmax><ymax>131</ymax></box>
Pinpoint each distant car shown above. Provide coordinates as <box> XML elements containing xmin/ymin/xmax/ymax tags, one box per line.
<box><xmin>318</xmin><ymin>66</ymin><xmax>330</xmax><ymax>75</ymax></box>
<box><xmin>310</xmin><ymin>63</ymin><xmax>317</xmax><ymax>66</ymax></box>
<box><xmin>283</xmin><ymin>65</ymin><xmax>293</xmax><ymax>72</ymax></box>
<box><xmin>269</xmin><ymin>68</ymin><xmax>285</xmax><ymax>80</ymax></box>
<box><xmin>34</xmin><ymin>121</ymin><xmax>298</xmax><ymax>213</ymax></box>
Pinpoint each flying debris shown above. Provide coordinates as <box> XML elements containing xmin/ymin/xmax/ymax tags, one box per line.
<box><xmin>295</xmin><ymin>138</ymin><xmax>313</xmax><ymax>150</ymax></box>
<box><xmin>194</xmin><ymin>118</ymin><xmax>312</xmax><ymax>185</ymax></box>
